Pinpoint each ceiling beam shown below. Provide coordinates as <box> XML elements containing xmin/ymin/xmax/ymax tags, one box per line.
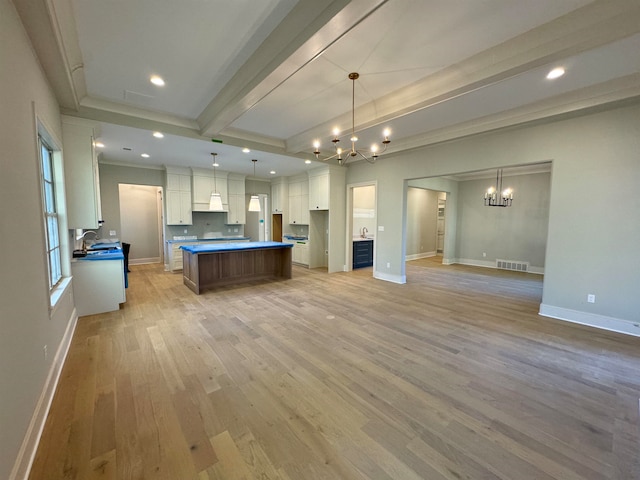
<box><xmin>285</xmin><ymin>0</ymin><xmax>640</xmax><ymax>154</ymax></box>
<box><xmin>197</xmin><ymin>0</ymin><xmax>389</xmax><ymax>138</ymax></box>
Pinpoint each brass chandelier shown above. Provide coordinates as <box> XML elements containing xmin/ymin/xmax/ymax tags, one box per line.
<box><xmin>313</xmin><ymin>72</ymin><xmax>390</xmax><ymax>165</ymax></box>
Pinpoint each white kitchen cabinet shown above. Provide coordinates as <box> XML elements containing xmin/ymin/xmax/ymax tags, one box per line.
<box><xmin>165</xmin><ymin>167</ymin><xmax>192</xmax><ymax>225</ymax></box>
<box><xmin>271</xmin><ymin>180</ymin><xmax>288</xmax><ymax>214</ymax></box>
<box><xmin>72</xmin><ymin>258</ymin><xmax>125</xmax><ymax>315</ymax></box>
<box><xmin>283</xmin><ymin>239</ymin><xmax>309</xmax><ymax>266</ymax></box>
<box><xmin>62</xmin><ymin>117</ymin><xmax>102</xmax><ymax>228</ymax></box>
<box><xmin>308</xmin><ymin>170</ymin><xmax>329</xmax><ymax>210</ymax></box>
<box><xmin>226</xmin><ymin>174</ymin><xmax>246</xmax><ymax>224</ymax></box>
<box><xmin>166</xmin><ymin>190</ymin><xmax>192</xmax><ymax>225</ymax></box>
<box><xmin>288</xmin><ymin>175</ymin><xmax>309</xmax><ymax>225</ymax></box>
<box><xmin>296</xmin><ymin>242</ymin><xmax>309</xmax><ymax>266</ymax></box>
<box><xmin>191</xmin><ymin>167</ymin><xmax>228</xmax><ymax>211</ymax></box>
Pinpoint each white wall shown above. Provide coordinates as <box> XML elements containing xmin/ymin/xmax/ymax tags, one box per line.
<box><xmin>347</xmin><ymin>103</ymin><xmax>640</xmax><ymax>334</ymax></box>
<box><xmin>0</xmin><ymin>1</ymin><xmax>74</xmax><ymax>478</ymax></box>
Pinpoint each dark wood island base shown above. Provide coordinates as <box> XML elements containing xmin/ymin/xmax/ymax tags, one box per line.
<box><xmin>181</xmin><ymin>241</ymin><xmax>293</xmax><ymax>294</ymax></box>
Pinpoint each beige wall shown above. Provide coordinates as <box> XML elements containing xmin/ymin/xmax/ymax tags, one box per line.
<box><xmin>406</xmin><ymin>187</ymin><xmax>438</xmax><ymax>257</ymax></box>
<box><xmin>0</xmin><ymin>0</ymin><xmax>73</xmax><ymax>477</ymax></box>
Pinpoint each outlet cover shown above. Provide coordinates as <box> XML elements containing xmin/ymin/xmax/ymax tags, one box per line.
<box><xmin>109</xmin><ymin>230</ymin><xmax>116</xmax><ymax>236</ymax></box>
<box><xmin>587</xmin><ymin>294</ymin><xmax>596</xmax><ymax>303</ymax></box>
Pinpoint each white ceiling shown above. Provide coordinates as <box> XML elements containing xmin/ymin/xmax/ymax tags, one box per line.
<box><xmin>16</xmin><ymin>0</ymin><xmax>640</xmax><ymax>179</ymax></box>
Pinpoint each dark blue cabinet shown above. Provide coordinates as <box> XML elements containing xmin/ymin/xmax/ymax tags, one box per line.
<box><xmin>353</xmin><ymin>240</ymin><xmax>373</xmax><ymax>268</ymax></box>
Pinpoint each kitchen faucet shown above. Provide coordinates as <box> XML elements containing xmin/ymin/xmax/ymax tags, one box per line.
<box><xmin>76</xmin><ymin>230</ymin><xmax>98</xmax><ymax>251</ymax></box>
<box><xmin>361</xmin><ymin>227</ymin><xmax>368</xmax><ymax>238</ymax></box>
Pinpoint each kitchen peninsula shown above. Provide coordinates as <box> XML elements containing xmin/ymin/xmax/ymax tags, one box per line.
<box><xmin>181</xmin><ymin>241</ymin><xmax>293</xmax><ymax>294</ymax></box>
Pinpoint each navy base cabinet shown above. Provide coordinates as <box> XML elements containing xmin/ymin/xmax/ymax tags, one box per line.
<box><xmin>353</xmin><ymin>240</ymin><xmax>373</xmax><ymax>269</ymax></box>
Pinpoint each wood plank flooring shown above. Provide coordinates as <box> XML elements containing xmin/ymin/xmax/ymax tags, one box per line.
<box><xmin>29</xmin><ymin>258</ymin><xmax>640</xmax><ymax>479</ymax></box>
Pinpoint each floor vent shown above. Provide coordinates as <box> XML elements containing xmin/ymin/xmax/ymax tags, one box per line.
<box><xmin>496</xmin><ymin>259</ymin><xmax>529</xmax><ymax>272</ymax></box>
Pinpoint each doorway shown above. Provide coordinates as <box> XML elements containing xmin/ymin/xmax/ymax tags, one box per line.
<box><xmin>245</xmin><ymin>194</ymin><xmax>270</xmax><ymax>241</ymax></box>
<box><xmin>118</xmin><ymin>184</ymin><xmax>164</xmax><ymax>265</ymax></box>
<box><xmin>346</xmin><ymin>182</ymin><xmax>377</xmax><ymax>272</ymax></box>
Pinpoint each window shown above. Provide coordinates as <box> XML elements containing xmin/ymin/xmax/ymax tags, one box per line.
<box><xmin>40</xmin><ymin>137</ymin><xmax>62</xmax><ymax>289</ymax></box>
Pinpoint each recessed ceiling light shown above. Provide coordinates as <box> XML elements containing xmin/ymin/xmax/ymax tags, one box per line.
<box><xmin>305</xmin><ymin>159</ymin><xmax>312</xmax><ymax>164</ymax></box>
<box><xmin>546</xmin><ymin>67</ymin><xmax>565</xmax><ymax>80</ymax></box>
<box><xmin>153</xmin><ymin>131</ymin><xmax>164</xmax><ymax>138</ymax></box>
<box><xmin>141</xmin><ymin>153</ymin><xmax>150</xmax><ymax>158</ymax></box>
<box><xmin>270</xmin><ymin>170</ymin><xmax>276</xmax><ymax>175</ymax></box>
<box><xmin>212</xmin><ymin>162</ymin><xmax>219</xmax><ymax>167</ymax></box>
<box><xmin>95</xmin><ymin>142</ymin><xmax>105</xmax><ymax>148</ymax></box>
<box><xmin>150</xmin><ymin>75</ymin><xmax>165</xmax><ymax>86</ymax></box>
<box><xmin>242</xmin><ymin>148</ymin><xmax>250</xmax><ymax>153</ymax></box>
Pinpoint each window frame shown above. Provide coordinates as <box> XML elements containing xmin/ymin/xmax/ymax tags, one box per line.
<box><xmin>39</xmin><ymin>136</ymin><xmax>62</xmax><ymax>290</ymax></box>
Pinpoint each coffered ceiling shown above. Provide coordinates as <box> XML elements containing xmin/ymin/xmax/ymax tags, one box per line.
<box><xmin>15</xmin><ymin>0</ymin><xmax>640</xmax><ymax>178</ymax></box>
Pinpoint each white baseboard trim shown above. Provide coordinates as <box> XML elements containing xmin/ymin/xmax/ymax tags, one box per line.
<box><xmin>130</xmin><ymin>257</ymin><xmax>161</xmax><ymax>265</ymax></box>
<box><xmin>405</xmin><ymin>251</ymin><xmax>437</xmax><ymax>261</ymax></box>
<box><xmin>373</xmin><ymin>270</ymin><xmax>406</xmax><ymax>284</ymax></box>
<box><xmin>539</xmin><ymin>304</ymin><xmax>640</xmax><ymax>337</ymax></box>
<box><xmin>449</xmin><ymin>258</ymin><xmax>544</xmax><ymax>275</ymax></box>
<box><xmin>10</xmin><ymin>309</ymin><xmax>78</xmax><ymax>480</ymax></box>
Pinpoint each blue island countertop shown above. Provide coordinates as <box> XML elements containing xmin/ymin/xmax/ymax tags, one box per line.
<box><xmin>180</xmin><ymin>241</ymin><xmax>293</xmax><ymax>254</ymax></box>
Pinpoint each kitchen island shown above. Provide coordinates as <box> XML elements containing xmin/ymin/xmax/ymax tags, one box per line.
<box><xmin>181</xmin><ymin>241</ymin><xmax>293</xmax><ymax>294</ymax></box>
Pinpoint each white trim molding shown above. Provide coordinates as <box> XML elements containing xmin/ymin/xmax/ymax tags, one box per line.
<box><xmin>539</xmin><ymin>304</ymin><xmax>640</xmax><ymax>338</ymax></box>
<box><xmin>10</xmin><ymin>310</ymin><xmax>78</xmax><ymax>480</ymax></box>
<box><xmin>405</xmin><ymin>251</ymin><xmax>437</xmax><ymax>261</ymax></box>
<box><xmin>374</xmin><ymin>270</ymin><xmax>406</xmax><ymax>284</ymax></box>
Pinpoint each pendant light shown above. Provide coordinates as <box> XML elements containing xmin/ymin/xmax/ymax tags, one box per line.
<box><xmin>209</xmin><ymin>153</ymin><xmax>224</xmax><ymax>211</ymax></box>
<box><xmin>248</xmin><ymin>159</ymin><xmax>261</xmax><ymax>212</ymax></box>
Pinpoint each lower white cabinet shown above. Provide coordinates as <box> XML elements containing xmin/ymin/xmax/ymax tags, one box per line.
<box><xmin>294</xmin><ymin>242</ymin><xmax>309</xmax><ymax>266</ymax></box>
<box><xmin>285</xmin><ymin>240</ymin><xmax>309</xmax><ymax>266</ymax></box>
<box><xmin>168</xmin><ymin>242</ymin><xmax>188</xmax><ymax>271</ymax></box>
<box><xmin>72</xmin><ymin>259</ymin><xmax>125</xmax><ymax>316</ymax></box>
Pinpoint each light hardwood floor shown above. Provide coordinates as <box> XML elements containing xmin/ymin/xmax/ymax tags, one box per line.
<box><xmin>29</xmin><ymin>259</ymin><xmax>640</xmax><ymax>479</ymax></box>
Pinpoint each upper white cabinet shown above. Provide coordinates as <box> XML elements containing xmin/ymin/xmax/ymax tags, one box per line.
<box><xmin>62</xmin><ymin>117</ymin><xmax>102</xmax><ymax>229</ymax></box>
<box><xmin>226</xmin><ymin>174</ymin><xmax>246</xmax><ymax>224</ymax></box>
<box><xmin>165</xmin><ymin>166</ymin><xmax>192</xmax><ymax>225</ymax></box>
<box><xmin>191</xmin><ymin>167</ymin><xmax>228</xmax><ymax>212</ymax></box>
<box><xmin>288</xmin><ymin>175</ymin><xmax>309</xmax><ymax>225</ymax></box>
<box><xmin>308</xmin><ymin>169</ymin><xmax>329</xmax><ymax>210</ymax></box>
<box><xmin>271</xmin><ymin>178</ymin><xmax>288</xmax><ymax>214</ymax></box>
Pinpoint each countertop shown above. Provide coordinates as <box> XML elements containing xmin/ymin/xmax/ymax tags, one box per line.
<box><xmin>180</xmin><ymin>241</ymin><xmax>293</xmax><ymax>254</ymax></box>
<box><xmin>353</xmin><ymin>236</ymin><xmax>375</xmax><ymax>242</ymax></box>
<box><xmin>167</xmin><ymin>236</ymin><xmax>250</xmax><ymax>244</ymax></box>
<box><xmin>73</xmin><ymin>242</ymin><xmax>124</xmax><ymax>261</ymax></box>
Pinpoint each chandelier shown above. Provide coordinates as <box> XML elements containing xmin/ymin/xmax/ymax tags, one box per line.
<box><xmin>208</xmin><ymin>153</ymin><xmax>224</xmax><ymax>211</ymax></box>
<box><xmin>484</xmin><ymin>169</ymin><xmax>513</xmax><ymax>207</ymax></box>
<box><xmin>313</xmin><ymin>72</ymin><xmax>390</xmax><ymax>165</ymax></box>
